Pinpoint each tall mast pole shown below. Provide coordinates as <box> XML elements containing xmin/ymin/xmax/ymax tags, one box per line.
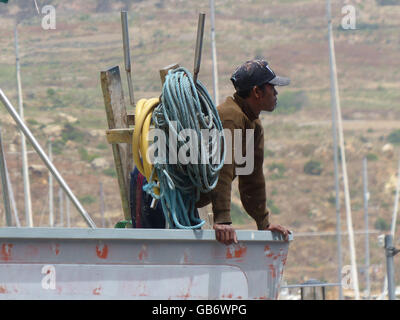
<box><xmin>66</xmin><ymin>195</ymin><xmax>71</xmax><ymax>228</ymax></box>
<box><xmin>363</xmin><ymin>157</ymin><xmax>370</xmax><ymax>299</ymax></box>
<box><xmin>326</xmin><ymin>0</ymin><xmax>343</xmax><ymax>300</ymax></box>
<box><xmin>48</xmin><ymin>140</ymin><xmax>54</xmax><ymax>227</ymax></box>
<box><xmin>5</xmin><ymin>153</ymin><xmax>20</xmax><ymax>227</ymax></box>
<box><xmin>59</xmin><ymin>187</ymin><xmax>64</xmax><ymax>227</ymax></box>
<box><xmin>326</xmin><ymin>0</ymin><xmax>360</xmax><ymax>300</ymax></box>
<box><xmin>100</xmin><ymin>182</ymin><xmax>105</xmax><ymax>228</ymax></box>
<box><xmin>0</xmin><ymin>129</ymin><xmax>12</xmax><ymax>227</ymax></box>
<box><xmin>209</xmin><ymin>0</ymin><xmax>219</xmax><ymax>105</ymax></box>
<box><xmin>15</xmin><ymin>25</ymin><xmax>33</xmax><ymax>227</ymax></box>
<box><xmin>390</xmin><ymin>157</ymin><xmax>400</xmax><ymax>238</ymax></box>
<box><xmin>0</xmin><ymin>89</ymin><xmax>96</xmax><ymax>228</ymax></box>
<box><xmin>381</xmin><ymin>156</ymin><xmax>400</xmax><ymax>299</ymax></box>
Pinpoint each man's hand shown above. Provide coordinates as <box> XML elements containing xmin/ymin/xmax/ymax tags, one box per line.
<box><xmin>213</xmin><ymin>224</ymin><xmax>238</xmax><ymax>245</ymax></box>
<box><xmin>265</xmin><ymin>223</ymin><xmax>291</xmax><ymax>241</ymax></box>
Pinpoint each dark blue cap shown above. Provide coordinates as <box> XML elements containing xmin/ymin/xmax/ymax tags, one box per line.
<box><xmin>230</xmin><ymin>59</ymin><xmax>290</xmax><ymax>91</ymax></box>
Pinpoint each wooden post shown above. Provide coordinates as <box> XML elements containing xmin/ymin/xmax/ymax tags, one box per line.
<box><xmin>159</xmin><ymin>63</ymin><xmax>180</xmax><ymax>85</ymax></box>
<box><xmin>100</xmin><ymin>66</ymin><xmax>132</xmax><ymax>227</ymax></box>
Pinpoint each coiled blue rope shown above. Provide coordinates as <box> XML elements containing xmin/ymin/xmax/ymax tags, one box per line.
<box><xmin>145</xmin><ymin>67</ymin><xmax>225</xmax><ymax>229</ymax></box>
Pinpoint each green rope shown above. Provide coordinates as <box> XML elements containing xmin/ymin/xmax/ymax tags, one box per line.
<box><xmin>114</xmin><ymin>220</ymin><xmax>132</xmax><ymax>228</ymax></box>
<box><xmin>147</xmin><ymin>67</ymin><xmax>225</xmax><ymax>229</ymax></box>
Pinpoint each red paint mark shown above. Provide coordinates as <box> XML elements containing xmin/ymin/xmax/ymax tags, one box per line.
<box><xmin>273</xmin><ymin>253</ymin><xmax>281</xmax><ymax>260</ymax></box>
<box><xmin>264</xmin><ymin>245</ymin><xmax>274</xmax><ymax>258</ymax></box>
<box><xmin>0</xmin><ymin>286</ymin><xmax>8</xmax><ymax>294</ymax></box>
<box><xmin>93</xmin><ymin>287</ymin><xmax>102</xmax><ymax>295</ymax></box>
<box><xmin>226</xmin><ymin>293</ymin><xmax>233</xmax><ymax>298</ymax></box>
<box><xmin>138</xmin><ymin>245</ymin><xmax>148</xmax><ymax>261</ymax></box>
<box><xmin>226</xmin><ymin>245</ymin><xmax>247</xmax><ymax>259</ymax></box>
<box><xmin>53</xmin><ymin>244</ymin><xmax>60</xmax><ymax>255</ymax></box>
<box><xmin>281</xmin><ymin>254</ymin><xmax>288</xmax><ymax>266</ymax></box>
<box><xmin>237</xmin><ymin>296</ymin><xmax>243</xmax><ymax>299</ymax></box>
<box><xmin>96</xmin><ymin>244</ymin><xmax>108</xmax><ymax>259</ymax></box>
<box><xmin>0</xmin><ymin>244</ymin><xmax>13</xmax><ymax>261</ymax></box>
<box><xmin>177</xmin><ymin>277</ymin><xmax>194</xmax><ymax>299</ymax></box>
<box><xmin>269</xmin><ymin>264</ymin><xmax>276</xmax><ymax>279</ymax></box>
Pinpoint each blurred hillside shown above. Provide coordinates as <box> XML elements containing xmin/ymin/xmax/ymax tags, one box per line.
<box><xmin>1</xmin><ymin>0</ymin><xmax>400</xmax><ymax>298</ymax></box>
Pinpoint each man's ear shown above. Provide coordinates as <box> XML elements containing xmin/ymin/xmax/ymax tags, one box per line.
<box><xmin>252</xmin><ymin>86</ymin><xmax>260</xmax><ymax>99</ymax></box>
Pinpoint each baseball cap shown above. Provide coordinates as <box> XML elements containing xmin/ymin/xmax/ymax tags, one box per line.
<box><xmin>230</xmin><ymin>60</ymin><xmax>290</xmax><ymax>91</ymax></box>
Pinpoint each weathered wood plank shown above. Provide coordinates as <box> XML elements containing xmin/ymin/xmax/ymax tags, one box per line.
<box><xmin>159</xmin><ymin>63</ymin><xmax>180</xmax><ymax>85</ymax></box>
<box><xmin>100</xmin><ymin>66</ymin><xmax>132</xmax><ymax>226</ymax></box>
<box><xmin>106</xmin><ymin>128</ymin><xmax>133</xmax><ymax>144</ymax></box>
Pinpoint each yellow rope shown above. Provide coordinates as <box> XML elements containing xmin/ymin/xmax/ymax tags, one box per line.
<box><xmin>132</xmin><ymin>98</ymin><xmax>160</xmax><ymax>196</ymax></box>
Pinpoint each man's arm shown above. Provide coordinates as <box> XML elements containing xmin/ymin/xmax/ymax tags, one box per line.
<box><xmin>210</xmin><ymin>120</ymin><xmax>236</xmax><ymax>225</ymax></box>
<box><xmin>238</xmin><ymin>122</ymin><xmax>291</xmax><ymax>240</ymax></box>
<box><xmin>238</xmin><ymin>121</ymin><xmax>269</xmax><ymax>229</ymax></box>
<box><xmin>211</xmin><ymin>120</ymin><xmax>239</xmax><ymax>245</ymax></box>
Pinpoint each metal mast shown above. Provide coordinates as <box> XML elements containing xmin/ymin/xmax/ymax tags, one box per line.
<box><xmin>326</xmin><ymin>0</ymin><xmax>360</xmax><ymax>300</ymax></box>
<box><xmin>15</xmin><ymin>25</ymin><xmax>33</xmax><ymax>227</ymax></box>
<box><xmin>100</xmin><ymin>182</ymin><xmax>105</xmax><ymax>228</ymax></box>
<box><xmin>0</xmin><ymin>129</ymin><xmax>12</xmax><ymax>226</ymax></box>
<box><xmin>326</xmin><ymin>0</ymin><xmax>343</xmax><ymax>300</ymax></box>
<box><xmin>363</xmin><ymin>157</ymin><xmax>370</xmax><ymax>299</ymax></box>
<box><xmin>48</xmin><ymin>140</ymin><xmax>54</xmax><ymax>227</ymax></box>
<box><xmin>209</xmin><ymin>0</ymin><xmax>220</xmax><ymax>105</ymax></box>
<box><xmin>0</xmin><ymin>89</ymin><xmax>96</xmax><ymax>228</ymax></box>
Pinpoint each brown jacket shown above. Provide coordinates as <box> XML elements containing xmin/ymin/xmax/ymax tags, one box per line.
<box><xmin>197</xmin><ymin>93</ymin><xmax>270</xmax><ymax>230</ymax></box>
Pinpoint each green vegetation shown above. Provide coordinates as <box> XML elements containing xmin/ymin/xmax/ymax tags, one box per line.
<box><xmin>102</xmin><ymin>167</ymin><xmax>117</xmax><ymax>177</ymax></box>
<box><xmin>79</xmin><ymin>195</ymin><xmax>96</xmax><ymax>205</ymax></box>
<box><xmin>304</xmin><ymin>160</ymin><xmax>323</xmax><ymax>176</ymax></box>
<box><xmin>51</xmin><ymin>140</ymin><xmax>64</xmax><ymax>155</ymax></box>
<box><xmin>268</xmin><ymin>162</ymin><xmax>286</xmax><ymax>180</ymax></box>
<box><xmin>231</xmin><ymin>202</ymin><xmax>252</xmax><ymax>225</ymax></box>
<box><xmin>275</xmin><ymin>91</ymin><xmax>308</xmax><ymax>115</ymax></box>
<box><xmin>267</xmin><ymin>199</ymin><xmax>280</xmax><ymax>215</ymax></box>
<box><xmin>328</xmin><ymin>195</ymin><xmax>336</xmax><ymax>206</ymax></box>
<box><xmin>78</xmin><ymin>147</ymin><xmax>99</xmax><ymax>162</ymax></box>
<box><xmin>387</xmin><ymin>129</ymin><xmax>400</xmax><ymax>145</ymax></box>
<box><xmin>366</xmin><ymin>153</ymin><xmax>378</xmax><ymax>161</ymax></box>
<box><xmin>96</xmin><ymin>142</ymin><xmax>108</xmax><ymax>150</ymax></box>
<box><xmin>61</xmin><ymin>124</ymin><xmax>86</xmax><ymax>144</ymax></box>
<box><xmin>264</xmin><ymin>148</ymin><xmax>275</xmax><ymax>157</ymax></box>
<box><xmin>46</xmin><ymin>88</ymin><xmax>67</xmax><ymax>109</ymax></box>
<box><xmin>374</xmin><ymin>217</ymin><xmax>390</xmax><ymax>231</ymax></box>
<box><xmin>26</xmin><ymin>118</ymin><xmax>39</xmax><ymax>126</ymax></box>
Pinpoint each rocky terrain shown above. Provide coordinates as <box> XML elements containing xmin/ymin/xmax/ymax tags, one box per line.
<box><xmin>1</xmin><ymin>0</ymin><xmax>400</xmax><ymax>298</ymax></box>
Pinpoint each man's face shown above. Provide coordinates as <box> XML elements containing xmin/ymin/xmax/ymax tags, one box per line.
<box><xmin>260</xmin><ymin>83</ymin><xmax>278</xmax><ymax>112</ymax></box>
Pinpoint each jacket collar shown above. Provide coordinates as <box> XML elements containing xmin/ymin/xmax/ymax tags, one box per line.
<box><xmin>233</xmin><ymin>93</ymin><xmax>258</xmax><ymax>122</ymax></box>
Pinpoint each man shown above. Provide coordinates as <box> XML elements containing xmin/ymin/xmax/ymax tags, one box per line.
<box><xmin>197</xmin><ymin>59</ymin><xmax>291</xmax><ymax>245</ymax></box>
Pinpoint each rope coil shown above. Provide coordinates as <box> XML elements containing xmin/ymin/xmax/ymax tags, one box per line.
<box><xmin>133</xmin><ymin>67</ymin><xmax>225</xmax><ymax>229</ymax></box>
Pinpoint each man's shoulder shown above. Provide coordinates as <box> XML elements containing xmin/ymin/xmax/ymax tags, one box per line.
<box><xmin>217</xmin><ymin>97</ymin><xmax>244</xmax><ymax>123</ymax></box>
